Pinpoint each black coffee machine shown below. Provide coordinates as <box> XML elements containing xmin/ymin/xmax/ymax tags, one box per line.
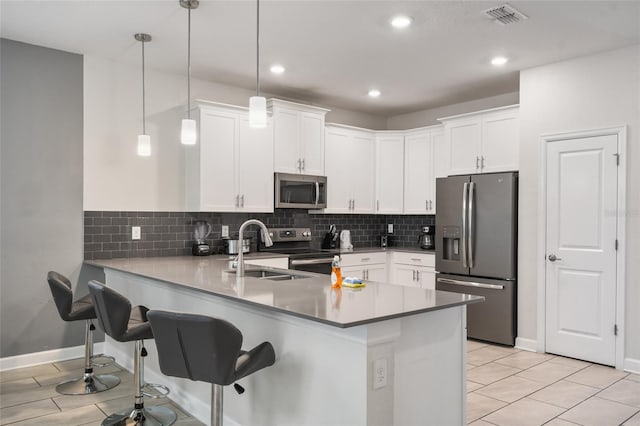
<box><xmin>418</xmin><ymin>226</ymin><xmax>435</xmax><ymax>250</ymax></box>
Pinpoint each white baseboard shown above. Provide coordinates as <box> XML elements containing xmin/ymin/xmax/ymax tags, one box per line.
<box><xmin>0</xmin><ymin>343</ymin><xmax>104</xmax><ymax>372</ymax></box>
<box><xmin>515</xmin><ymin>337</ymin><xmax>538</xmax><ymax>352</ymax></box>
<box><xmin>624</xmin><ymin>357</ymin><xmax>640</xmax><ymax>374</ymax></box>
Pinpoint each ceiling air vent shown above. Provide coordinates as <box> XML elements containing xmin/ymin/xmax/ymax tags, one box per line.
<box><xmin>484</xmin><ymin>4</ymin><xmax>528</xmax><ymax>25</ymax></box>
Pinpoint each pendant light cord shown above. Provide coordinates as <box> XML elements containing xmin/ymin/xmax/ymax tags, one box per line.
<box><xmin>256</xmin><ymin>0</ymin><xmax>260</xmax><ymax>97</ymax></box>
<box><xmin>141</xmin><ymin>39</ymin><xmax>146</xmax><ymax>134</ymax></box>
<box><xmin>187</xmin><ymin>6</ymin><xmax>192</xmax><ymax>119</ymax></box>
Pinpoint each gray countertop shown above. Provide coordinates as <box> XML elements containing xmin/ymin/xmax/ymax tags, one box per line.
<box><xmin>86</xmin><ymin>255</ymin><xmax>481</xmax><ymax>328</ymax></box>
<box><xmin>338</xmin><ymin>246</ymin><xmax>436</xmax><ymax>255</ymax></box>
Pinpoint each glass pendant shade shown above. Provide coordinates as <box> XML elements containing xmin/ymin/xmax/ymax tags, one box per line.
<box><xmin>181</xmin><ymin>118</ymin><xmax>197</xmax><ymax>145</ymax></box>
<box><xmin>249</xmin><ymin>96</ymin><xmax>267</xmax><ymax>128</ymax></box>
<box><xmin>137</xmin><ymin>134</ymin><xmax>151</xmax><ymax>156</ymax></box>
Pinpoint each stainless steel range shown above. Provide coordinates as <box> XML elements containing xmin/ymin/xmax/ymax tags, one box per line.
<box><xmin>258</xmin><ymin>227</ymin><xmax>338</xmax><ymax>275</ymax></box>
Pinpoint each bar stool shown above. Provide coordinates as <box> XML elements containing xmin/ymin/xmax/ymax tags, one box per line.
<box><xmin>88</xmin><ymin>280</ymin><xmax>176</xmax><ymax>426</ymax></box>
<box><xmin>47</xmin><ymin>271</ymin><xmax>121</xmax><ymax>395</ymax></box>
<box><xmin>147</xmin><ymin>310</ymin><xmax>276</xmax><ymax>426</ymax></box>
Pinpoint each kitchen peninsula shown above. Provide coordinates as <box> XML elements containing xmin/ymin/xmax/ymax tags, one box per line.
<box><xmin>87</xmin><ymin>255</ymin><xmax>483</xmax><ymax>426</ymax></box>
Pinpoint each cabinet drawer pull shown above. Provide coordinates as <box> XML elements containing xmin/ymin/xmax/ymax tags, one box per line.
<box><xmin>361</xmin><ymin>257</ymin><xmax>370</xmax><ymax>262</ymax></box>
<box><xmin>476</xmin><ymin>156</ymin><xmax>480</xmax><ymax>169</ymax></box>
<box><xmin>481</xmin><ymin>156</ymin><xmax>485</xmax><ymax>170</ymax></box>
<box><xmin>410</xmin><ymin>258</ymin><xmax>422</xmax><ymax>262</ymax></box>
<box><xmin>302</xmin><ymin>158</ymin><xmax>305</xmax><ymax>171</ymax></box>
<box><xmin>416</xmin><ymin>271</ymin><xmax>420</xmax><ymax>281</ymax></box>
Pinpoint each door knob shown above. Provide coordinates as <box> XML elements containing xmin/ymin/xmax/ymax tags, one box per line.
<box><xmin>548</xmin><ymin>254</ymin><xmax>562</xmax><ymax>262</ymax></box>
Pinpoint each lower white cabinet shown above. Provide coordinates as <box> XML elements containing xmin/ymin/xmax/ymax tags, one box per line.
<box><xmin>244</xmin><ymin>257</ymin><xmax>289</xmax><ymax>269</ymax></box>
<box><xmin>341</xmin><ymin>252</ymin><xmax>387</xmax><ymax>281</ymax></box>
<box><xmin>389</xmin><ymin>252</ymin><xmax>436</xmax><ymax>290</ymax></box>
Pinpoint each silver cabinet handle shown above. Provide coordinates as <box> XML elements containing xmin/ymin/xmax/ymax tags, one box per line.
<box><xmin>297</xmin><ymin>158</ymin><xmax>302</xmax><ymax>172</ymax></box>
<box><xmin>481</xmin><ymin>156</ymin><xmax>485</xmax><ymax>170</ymax></box>
<box><xmin>416</xmin><ymin>271</ymin><xmax>420</xmax><ymax>281</ymax></box>
<box><xmin>548</xmin><ymin>254</ymin><xmax>562</xmax><ymax>262</ymax></box>
<box><xmin>468</xmin><ymin>181</ymin><xmax>475</xmax><ymax>269</ymax></box>
<box><xmin>462</xmin><ymin>182</ymin><xmax>469</xmax><ymax>268</ymax></box>
<box><xmin>377</xmin><ymin>200</ymin><xmax>380</xmax><ymax>211</ymax></box>
<box><xmin>437</xmin><ymin>277</ymin><xmax>504</xmax><ymax>290</ymax></box>
<box><xmin>476</xmin><ymin>156</ymin><xmax>480</xmax><ymax>169</ymax></box>
<box><xmin>410</xmin><ymin>258</ymin><xmax>422</xmax><ymax>262</ymax></box>
<box><xmin>429</xmin><ymin>200</ymin><xmax>433</xmax><ymax>211</ymax></box>
<box><xmin>412</xmin><ymin>270</ymin><xmax>416</xmax><ymax>280</ymax></box>
<box><xmin>235</xmin><ymin>194</ymin><xmax>239</xmax><ymax>208</ymax></box>
<box><xmin>426</xmin><ymin>200</ymin><xmax>429</xmax><ymax>211</ymax></box>
<box><xmin>290</xmin><ymin>258</ymin><xmax>334</xmax><ymax>266</ymax></box>
<box><xmin>315</xmin><ymin>181</ymin><xmax>320</xmax><ymax>205</ymax></box>
<box><xmin>361</xmin><ymin>257</ymin><xmax>370</xmax><ymax>262</ymax></box>
<box><xmin>302</xmin><ymin>158</ymin><xmax>305</xmax><ymax>172</ymax></box>
<box><xmin>365</xmin><ymin>270</ymin><xmax>369</xmax><ymax>280</ymax></box>
<box><xmin>240</xmin><ymin>194</ymin><xmax>245</xmax><ymax>208</ymax></box>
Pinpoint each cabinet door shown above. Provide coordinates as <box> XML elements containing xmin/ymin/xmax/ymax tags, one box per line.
<box><xmin>447</xmin><ymin>118</ymin><xmax>481</xmax><ymax>176</ymax></box>
<box><xmin>199</xmin><ymin>110</ymin><xmax>238</xmax><ymax>211</ymax></box>
<box><xmin>273</xmin><ymin>108</ymin><xmax>301</xmax><ymax>173</ymax></box>
<box><xmin>351</xmin><ymin>132</ymin><xmax>375</xmax><ymax>213</ymax></box>
<box><xmin>375</xmin><ymin>135</ymin><xmax>404</xmax><ymax>214</ymax></box>
<box><xmin>300</xmin><ymin>112</ymin><xmax>324</xmax><ymax>175</ymax></box>
<box><xmin>481</xmin><ymin>109</ymin><xmax>519</xmax><ymax>173</ymax></box>
<box><xmin>430</xmin><ymin>129</ymin><xmax>447</xmax><ymax>213</ymax></box>
<box><xmin>403</xmin><ymin>132</ymin><xmax>431</xmax><ymax>214</ymax></box>
<box><xmin>416</xmin><ymin>267</ymin><xmax>435</xmax><ymax>290</ymax></box>
<box><xmin>366</xmin><ymin>266</ymin><xmax>387</xmax><ymax>283</ymax></box>
<box><xmin>324</xmin><ymin>128</ymin><xmax>352</xmax><ymax>213</ymax></box>
<box><xmin>238</xmin><ymin>118</ymin><xmax>274</xmax><ymax>212</ymax></box>
<box><xmin>341</xmin><ymin>266</ymin><xmax>365</xmax><ymax>280</ymax></box>
<box><xmin>392</xmin><ymin>265</ymin><xmax>420</xmax><ymax>287</ymax></box>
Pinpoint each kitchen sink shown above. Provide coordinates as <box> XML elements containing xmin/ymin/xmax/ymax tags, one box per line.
<box><xmin>226</xmin><ymin>269</ymin><xmax>309</xmax><ymax>281</ymax></box>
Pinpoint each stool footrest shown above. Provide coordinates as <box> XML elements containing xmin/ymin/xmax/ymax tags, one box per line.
<box><xmin>141</xmin><ymin>382</ymin><xmax>170</xmax><ymax>399</ymax></box>
<box><xmin>91</xmin><ymin>354</ymin><xmax>116</xmax><ymax>368</ymax></box>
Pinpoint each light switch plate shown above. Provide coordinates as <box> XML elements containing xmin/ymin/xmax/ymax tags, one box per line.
<box><xmin>373</xmin><ymin>358</ymin><xmax>387</xmax><ymax>389</ymax></box>
<box><xmin>387</xmin><ymin>223</ymin><xmax>394</xmax><ymax>234</ymax></box>
<box><xmin>221</xmin><ymin>225</ymin><xmax>229</xmax><ymax>238</ymax></box>
<box><xmin>132</xmin><ymin>226</ymin><xmax>141</xmax><ymax>240</ymax></box>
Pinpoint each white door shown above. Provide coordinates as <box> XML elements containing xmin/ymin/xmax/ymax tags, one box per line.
<box><xmin>273</xmin><ymin>108</ymin><xmax>300</xmax><ymax>173</ymax></box>
<box><xmin>365</xmin><ymin>266</ymin><xmax>387</xmax><ymax>283</ymax></box>
<box><xmin>375</xmin><ymin>135</ymin><xmax>404</xmax><ymax>214</ymax></box>
<box><xmin>403</xmin><ymin>132</ymin><xmax>431</xmax><ymax>214</ymax></box>
<box><xmin>416</xmin><ymin>267</ymin><xmax>435</xmax><ymax>290</ymax></box>
<box><xmin>545</xmin><ymin>134</ymin><xmax>618</xmax><ymax>366</ymax></box>
<box><xmin>300</xmin><ymin>112</ymin><xmax>324</xmax><ymax>175</ymax></box>
<box><xmin>393</xmin><ymin>266</ymin><xmax>420</xmax><ymax>287</ymax></box>
<box><xmin>238</xmin><ymin>118</ymin><xmax>274</xmax><ymax>212</ymax></box>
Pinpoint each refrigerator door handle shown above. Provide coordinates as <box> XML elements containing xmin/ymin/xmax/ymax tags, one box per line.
<box><xmin>468</xmin><ymin>181</ymin><xmax>475</xmax><ymax>269</ymax></box>
<box><xmin>462</xmin><ymin>182</ymin><xmax>469</xmax><ymax>268</ymax></box>
<box><xmin>437</xmin><ymin>277</ymin><xmax>504</xmax><ymax>290</ymax></box>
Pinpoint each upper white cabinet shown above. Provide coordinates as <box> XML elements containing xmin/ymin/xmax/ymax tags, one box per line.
<box><xmin>442</xmin><ymin>105</ymin><xmax>519</xmax><ymax>176</ymax></box>
<box><xmin>403</xmin><ymin>126</ymin><xmax>446</xmax><ymax>214</ymax></box>
<box><xmin>270</xmin><ymin>99</ymin><xmax>329</xmax><ymax>175</ymax></box>
<box><xmin>186</xmin><ymin>102</ymin><xmax>274</xmax><ymax>212</ymax></box>
<box><xmin>375</xmin><ymin>132</ymin><xmax>405</xmax><ymax>214</ymax></box>
<box><xmin>324</xmin><ymin>124</ymin><xmax>375</xmax><ymax>214</ymax></box>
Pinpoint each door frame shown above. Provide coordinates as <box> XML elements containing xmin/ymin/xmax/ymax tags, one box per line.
<box><xmin>536</xmin><ymin>126</ymin><xmax>627</xmax><ymax>369</ymax></box>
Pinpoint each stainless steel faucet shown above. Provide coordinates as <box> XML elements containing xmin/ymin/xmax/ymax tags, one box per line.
<box><xmin>235</xmin><ymin>219</ymin><xmax>273</xmax><ymax>277</ymax></box>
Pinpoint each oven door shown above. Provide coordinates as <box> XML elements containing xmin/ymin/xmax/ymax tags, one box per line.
<box><xmin>289</xmin><ymin>257</ymin><xmax>333</xmax><ymax>275</ymax></box>
<box><xmin>275</xmin><ymin>173</ymin><xmax>327</xmax><ymax>209</ymax></box>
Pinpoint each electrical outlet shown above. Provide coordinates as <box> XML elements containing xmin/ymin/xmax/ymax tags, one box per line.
<box><xmin>387</xmin><ymin>223</ymin><xmax>394</xmax><ymax>234</ymax></box>
<box><xmin>373</xmin><ymin>358</ymin><xmax>387</xmax><ymax>389</ymax></box>
<box><xmin>131</xmin><ymin>226</ymin><xmax>141</xmax><ymax>240</ymax></box>
<box><xmin>221</xmin><ymin>225</ymin><xmax>229</xmax><ymax>238</ymax></box>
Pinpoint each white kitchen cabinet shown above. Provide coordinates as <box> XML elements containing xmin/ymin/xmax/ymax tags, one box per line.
<box><xmin>324</xmin><ymin>124</ymin><xmax>375</xmax><ymax>214</ymax></box>
<box><xmin>186</xmin><ymin>102</ymin><xmax>274</xmax><ymax>212</ymax></box>
<box><xmin>375</xmin><ymin>133</ymin><xmax>404</xmax><ymax>214</ymax></box>
<box><xmin>244</xmin><ymin>256</ymin><xmax>289</xmax><ymax>269</ymax></box>
<box><xmin>403</xmin><ymin>126</ymin><xmax>444</xmax><ymax>214</ymax></box>
<box><xmin>270</xmin><ymin>99</ymin><xmax>329</xmax><ymax>175</ymax></box>
<box><xmin>442</xmin><ymin>105</ymin><xmax>519</xmax><ymax>176</ymax></box>
<box><xmin>390</xmin><ymin>252</ymin><xmax>435</xmax><ymax>290</ymax></box>
<box><xmin>341</xmin><ymin>252</ymin><xmax>387</xmax><ymax>282</ymax></box>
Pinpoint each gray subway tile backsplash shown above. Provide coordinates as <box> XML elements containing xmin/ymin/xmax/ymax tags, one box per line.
<box><xmin>83</xmin><ymin>210</ymin><xmax>435</xmax><ymax>260</ymax></box>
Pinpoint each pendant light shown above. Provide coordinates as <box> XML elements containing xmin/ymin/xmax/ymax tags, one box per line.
<box><xmin>249</xmin><ymin>0</ymin><xmax>267</xmax><ymax>128</ymax></box>
<box><xmin>135</xmin><ymin>33</ymin><xmax>152</xmax><ymax>157</ymax></box>
<box><xmin>180</xmin><ymin>0</ymin><xmax>199</xmax><ymax>145</ymax></box>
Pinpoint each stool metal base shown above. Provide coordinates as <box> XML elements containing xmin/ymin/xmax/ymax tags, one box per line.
<box><xmin>55</xmin><ymin>372</ymin><xmax>121</xmax><ymax>395</ymax></box>
<box><xmin>101</xmin><ymin>406</ymin><xmax>177</xmax><ymax>426</ymax></box>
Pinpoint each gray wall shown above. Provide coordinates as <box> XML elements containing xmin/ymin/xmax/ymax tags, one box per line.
<box><xmin>0</xmin><ymin>39</ymin><xmax>103</xmax><ymax>358</ymax></box>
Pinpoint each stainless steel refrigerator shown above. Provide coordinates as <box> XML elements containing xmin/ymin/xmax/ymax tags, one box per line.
<box><xmin>435</xmin><ymin>172</ymin><xmax>517</xmax><ymax>346</ymax></box>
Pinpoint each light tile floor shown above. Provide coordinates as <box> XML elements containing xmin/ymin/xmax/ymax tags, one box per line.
<box><xmin>1</xmin><ymin>341</ymin><xmax>639</xmax><ymax>425</ymax></box>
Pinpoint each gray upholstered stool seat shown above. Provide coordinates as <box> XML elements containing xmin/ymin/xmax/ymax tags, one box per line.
<box><xmin>88</xmin><ymin>280</ymin><xmax>176</xmax><ymax>426</ymax></box>
<box><xmin>147</xmin><ymin>310</ymin><xmax>276</xmax><ymax>426</ymax></box>
<box><xmin>47</xmin><ymin>271</ymin><xmax>121</xmax><ymax>395</ymax></box>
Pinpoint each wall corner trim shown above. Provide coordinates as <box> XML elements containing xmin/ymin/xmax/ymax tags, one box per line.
<box><xmin>0</xmin><ymin>343</ymin><xmax>104</xmax><ymax>372</ymax></box>
<box><xmin>515</xmin><ymin>337</ymin><xmax>538</xmax><ymax>352</ymax></box>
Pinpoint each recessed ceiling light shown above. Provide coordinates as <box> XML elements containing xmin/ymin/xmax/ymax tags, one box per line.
<box><xmin>270</xmin><ymin>64</ymin><xmax>285</xmax><ymax>74</ymax></box>
<box><xmin>368</xmin><ymin>89</ymin><xmax>381</xmax><ymax>98</ymax></box>
<box><xmin>491</xmin><ymin>56</ymin><xmax>509</xmax><ymax>66</ymax></box>
<box><xmin>390</xmin><ymin>15</ymin><xmax>412</xmax><ymax>29</ymax></box>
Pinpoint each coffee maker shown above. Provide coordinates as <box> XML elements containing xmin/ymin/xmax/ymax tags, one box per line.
<box><xmin>419</xmin><ymin>226</ymin><xmax>435</xmax><ymax>250</ymax></box>
<box><xmin>192</xmin><ymin>220</ymin><xmax>212</xmax><ymax>256</ymax></box>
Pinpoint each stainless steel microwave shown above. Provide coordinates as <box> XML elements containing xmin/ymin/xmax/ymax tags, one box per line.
<box><xmin>275</xmin><ymin>173</ymin><xmax>327</xmax><ymax>209</ymax></box>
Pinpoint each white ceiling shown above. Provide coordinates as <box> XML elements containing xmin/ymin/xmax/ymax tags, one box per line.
<box><xmin>2</xmin><ymin>1</ymin><xmax>639</xmax><ymax>116</ymax></box>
